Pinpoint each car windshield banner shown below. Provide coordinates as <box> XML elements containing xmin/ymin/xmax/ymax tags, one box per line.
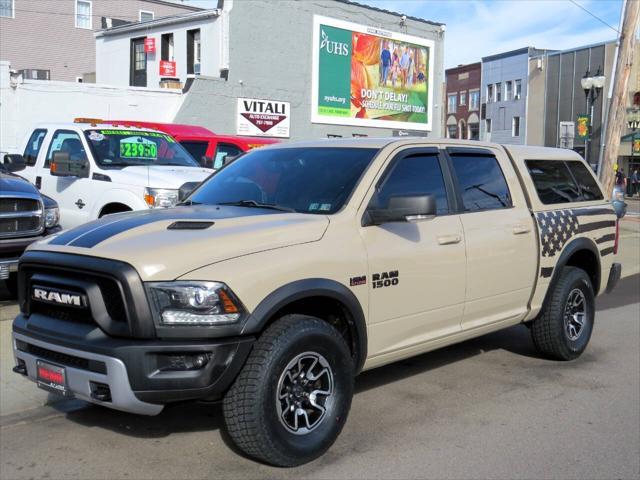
<box><xmin>311</xmin><ymin>15</ymin><xmax>434</xmax><ymax>132</ymax></box>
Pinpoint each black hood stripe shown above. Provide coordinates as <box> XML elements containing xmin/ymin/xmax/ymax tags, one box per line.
<box><xmin>69</xmin><ymin>215</ymin><xmax>167</xmax><ymax>248</ymax></box>
<box><xmin>48</xmin><ymin>213</ymin><xmax>141</xmax><ymax>246</ymax></box>
<box><xmin>49</xmin><ymin>206</ymin><xmax>280</xmax><ymax>249</ymax></box>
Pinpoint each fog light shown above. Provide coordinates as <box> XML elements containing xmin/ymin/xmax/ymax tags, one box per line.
<box><xmin>162</xmin><ymin>353</ymin><xmax>212</xmax><ymax>371</ymax></box>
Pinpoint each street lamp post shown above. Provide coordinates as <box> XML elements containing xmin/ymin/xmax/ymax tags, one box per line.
<box><xmin>580</xmin><ymin>68</ymin><xmax>606</xmax><ymax>168</ymax></box>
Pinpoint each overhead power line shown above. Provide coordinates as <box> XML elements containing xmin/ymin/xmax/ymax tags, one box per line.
<box><xmin>568</xmin><ymin>0</ymin><xmax>621</xmax><ymax>34</ymax></box>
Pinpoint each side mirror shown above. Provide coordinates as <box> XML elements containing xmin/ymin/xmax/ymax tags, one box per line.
<box><xmin>200</xmin><ymin>155</ymin><xmax>211</xmax><ymax>168</ymax></box>
<box><xmin>3</xmin><ymin>154</ymin><xmax>26</xmax><ymax>172</ymax></box>
<box><xmin>366</xmin><ymin>194</ymin><xmax>437</xmax><ymax>226</ymax></box>
<box><xmin>51</xmin><ymin>152</ymin><xmax>89</xmax><ymax>178</ymax></box>
<box><xmin>223</xmin><ymin>155</ymin><xmax>238</xmax><ymax>167</ymax></box>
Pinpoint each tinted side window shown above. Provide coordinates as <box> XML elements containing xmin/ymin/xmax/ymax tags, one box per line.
<box><xmin>45</xmin><ymin>130</ymin><xmax>86</xmax><ymax>167</ymax></box>
<box><xmin>566</xmin><ymin>161</ymin><xmax>604</xmax><ymax>201</ymax></box>
<box><xmin>180</xmin><ymin>141</ymin><xmax>209</xmax><ymax>165</ymax></box>
<box><xmin>450</xmin><ymin>154</ymin><xmax>512</xmax><ymax>211</ymax></box>
<box><xmin>525</xmin><ymin>160</ymin><xmax>581</xmax><ymax>204</ymax></box>
<box><xmin>23</xmin><ymin>129</ymin><xmax>47</xmax><ymax>166</ymax></box>
<box><xmin>372</xmin><ymin>154</ymin><xmax>449</xmax><ymax>215</ymax></box>
<box><xmin>214</xmin><ymin>143</ymin><xmax>244</xmax><ymax>169</ymax></box>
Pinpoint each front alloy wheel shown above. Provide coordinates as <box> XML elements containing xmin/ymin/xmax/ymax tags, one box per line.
<box><xmin>277</xmin><ymin>352</ymin><xmax>334</xmax><ymax>435</ymax></box>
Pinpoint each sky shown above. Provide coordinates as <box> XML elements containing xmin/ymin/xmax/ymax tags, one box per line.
<box><xmin>181</xmin><ymin>0</ymin><xmax>624</xmax><ymax>68</ymax></box>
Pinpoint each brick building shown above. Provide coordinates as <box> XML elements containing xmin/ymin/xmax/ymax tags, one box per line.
<box><xmin>0</xmin><ymin>0</ymin><xmax>199</xmax><ymax>82</ymax></box>
<box><xmin>444</xmin><ymin>62</ymin><xmax>481</xmax><ymax>140</ymax></box>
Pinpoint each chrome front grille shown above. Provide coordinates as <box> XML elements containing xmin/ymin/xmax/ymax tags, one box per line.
<box><xmin>0</xmin><ymin>194</ymin><xmax>44</xmax><ymax>239</ymax></box>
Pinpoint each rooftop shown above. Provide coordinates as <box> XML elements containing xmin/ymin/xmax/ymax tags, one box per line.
<box><xmin>96</xmin><ymin>9</ymin><xmax>220</xmax><ymax>37</ymax></box>
<box><xmin>336</xmin><ymin>0</ymin><xmax>445</xmax><ymax>27</ymax></box>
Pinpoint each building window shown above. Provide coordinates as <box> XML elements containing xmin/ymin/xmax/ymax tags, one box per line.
<box><xmin>495</xmin><ymin>82</ymin><xmax>502</xmax><ymax>102</ymax></box>
<box><xmin>447</xmin><ymin>125</ymin><xmax>458</xmax><ymax>139</ymax></box>
<box><xmin>187</xmin><ymin>29</ymin><xmax>201</xmax><ymax>75</ymax></box>
<box><xmin>447</xmin><ymin>94</ymin><xmax>457</xmax><ymax>113</ymax></box>
<box><xmin>486</xmin><ymin>118</ymin><xmax>492</xmax><ymax>134</ymax></box>
<box><xmin>469</xmin><ymin>122</ymin><xmax>480</xmax><ymax>140</ymax></box>
<box><xmin>161</xmin><ymin>33</ymin><xmax>174</xmax><ymax>61</ymax></box>
<box><xmin>75</xmin><ymin>0</ymin><xmax>92</xmax><ymax>29</ymax></box>
<box><xmin>459</xmin><ymin>91</ymin><xmax>467</xmax><ymax>106</ymax></box>
<box><xmin>487</xmin><ymin>84</ymin><xmax>493</xmax><ymax>103</ymax></box>
<box><xmin>0</xmin><ymin>0</ymin><xmax>14</xmax><ymax>18</ymax></box>
<box><xmin>512</xmin><ymin>116</ymin><xmax>520</xmax><ymax>137</ymax></box>
<box><xmin>139</xmin><ymin>10</ymin><xmax>154</xmax><ymax>22</ymax></box>
<box><xmin>469</xmin><ymin>89</ymin><xmax>480</xmax><ymax>111</ymax></box>
<box><xmin>515</xmin><ymin>79</ymin><xmax>522</xmax><ymax>100</ymax></box>
<box><xmin>505</xmin><ymin>81</ymin><xmax>513</xmax><ymax>101</ymax></box>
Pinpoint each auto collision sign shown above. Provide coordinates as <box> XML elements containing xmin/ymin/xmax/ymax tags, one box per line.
<box><xmin>311</xmin><ymin>16</ymin><xmax>435</xmax><ymax>131</ymax></box>
<box><xmin>236</xmin><ymin>98</ymin><xmax>290</xmax><ymax>138</ymax></box>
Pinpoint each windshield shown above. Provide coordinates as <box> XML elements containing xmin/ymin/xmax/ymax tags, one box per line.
<box><xmin>84</xmin><ymin>129</ymin><xmax>199</xmax><ymax>168</ymax></box>
<box><xmin>188</xmin><ymin>147</ymin><xmax>378</xmax><ymax>214</ymax></box>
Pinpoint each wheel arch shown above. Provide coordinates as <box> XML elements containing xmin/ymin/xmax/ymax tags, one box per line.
<box><xmin>99</xmin><ymin>202</ymin><xmax>132</xmax><ymax>217</ymax></box>
<box><xmin>543</xmin><ymin>237</ymin><xmax>601</xmax><ymax>311</ymax></box>
<box><xmin>241</xmin><ymin>279</ymin><xmax>368</xmax><ymax>373</ymax></box>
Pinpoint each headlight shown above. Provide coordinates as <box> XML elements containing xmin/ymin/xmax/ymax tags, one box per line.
<box><xmin>144</xmin><ymin>188</ymin><xmax>179</xmax><ymax>208</ymax></box>
<box><xmin>146</xmin><ymin>281</ymin><xmax>245</xmax><ymax>325</ymax></box>
<box><xmin>44</xmin><ymin>207</ymin><xmax>60</xmax><ymax>228</ymax></box>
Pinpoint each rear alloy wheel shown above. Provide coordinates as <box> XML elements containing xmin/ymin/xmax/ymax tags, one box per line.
<box><xmin>223</xmin><ymin>314</ymin><xmax>354</xmax><ymax>467</ymax></box>
<box><xmin>531</xmin><ymin>266</ymin><xmax>595</xmax><ymax>360</ymax></box>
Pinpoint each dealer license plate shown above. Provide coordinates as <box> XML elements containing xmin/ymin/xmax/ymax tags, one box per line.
<box><xmin>36</xmin><ymin>360</ymin><xmax>69</xmax><ymax>396</ymax></box>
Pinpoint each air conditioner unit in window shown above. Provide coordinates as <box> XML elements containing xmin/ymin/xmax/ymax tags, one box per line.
<box><xmin>194</xmin><ymin>63</ymin><xmax>201</xmax><ymax>75</ymax></box>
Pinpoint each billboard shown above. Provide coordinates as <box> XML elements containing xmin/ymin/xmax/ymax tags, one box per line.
<box><xmin>311</xmin><ymin>16</ymin><xmax>435</xmax><ymax>131</ymax></box>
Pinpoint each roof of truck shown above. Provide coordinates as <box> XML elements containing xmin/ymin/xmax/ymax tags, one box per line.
<box><xmin>35</xmin><ymin>122</ymin><xmax>167</xmax><ymax>133</ymax></box>
<box><xmin>267</xmin><ymin>137</ymin><xmax>584</xmax><ymax>161</ymax></box>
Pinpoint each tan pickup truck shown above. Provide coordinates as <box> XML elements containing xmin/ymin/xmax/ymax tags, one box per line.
<box><xmin>12</xmin><ymin>138</ymin><xmax>621</xmax><ymax>466</ymax></box>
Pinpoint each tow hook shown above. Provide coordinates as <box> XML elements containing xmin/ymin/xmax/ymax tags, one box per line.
<box><xmin>12</xmin><ymin>363</ymin><xmax>28</xmax><ymax>376</ymax></box>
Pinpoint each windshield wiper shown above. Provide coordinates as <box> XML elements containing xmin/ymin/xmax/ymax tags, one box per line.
<box><xmin>218</xmin><ymin>200</ymin><xmax>296</xmax><ymax>213</ymax></box>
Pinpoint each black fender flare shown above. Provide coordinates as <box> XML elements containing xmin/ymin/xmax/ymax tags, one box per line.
<box><xmin>241</xmin><ymin>278</ymin><xmax>368</xmax><ymax>373</ymax></box>
<box><xmin>542</xmin><ymin>237</ymin><xmax>601</xmax><ymax>311</ymax></box>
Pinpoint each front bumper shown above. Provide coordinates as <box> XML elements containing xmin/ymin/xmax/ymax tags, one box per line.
<box><xmin>0</xmin><ymin>226</ymin><xmax>62</xmax><ymax>280</ymax></box>
<box><xmin>12</xmin><ymin>316</ymin><xmax>254</xmax><ymax>415</ymax></box>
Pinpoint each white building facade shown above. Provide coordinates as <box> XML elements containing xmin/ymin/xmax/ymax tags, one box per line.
<box><xmin>96</xmin><ymin>10</ymin><xmax>222</xmax><ymax>89</ymax></box>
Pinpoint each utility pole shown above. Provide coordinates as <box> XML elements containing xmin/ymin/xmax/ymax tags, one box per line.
<box><xmin>599</xmin><ymin>0</ymin><xmax>640</xmax><ymax>196</ymax></box>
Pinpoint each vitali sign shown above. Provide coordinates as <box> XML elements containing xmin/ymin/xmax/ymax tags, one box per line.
<box><xmin>236</xmin><ymin>98</ymin><xmax>290</xmax><ymax>138</ymax></box>
<box><xmin>311</xmin><ymin>15</ymin><xmax>435</xmax><ymax>131</ymax></box>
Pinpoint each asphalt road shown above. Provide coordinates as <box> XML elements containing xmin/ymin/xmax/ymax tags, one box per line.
<box><xmin>0</xmin><ymin>274</ymin><xmax>638</xmax><ymax>480</ymax></box>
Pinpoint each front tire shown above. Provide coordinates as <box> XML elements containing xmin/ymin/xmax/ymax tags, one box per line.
<box><xmin>531</xmin><ymin>266</ymin><xmax>595</xmax><ymax>360</ymax></box>
<box><xmin>223</xmin><ymin>314</ymin><xmax>354</xmax><ymax>467</ymax></box>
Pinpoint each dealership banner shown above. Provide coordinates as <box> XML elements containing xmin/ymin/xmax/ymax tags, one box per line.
<box><xmin>311</xmin><ymin>16</ymin><xmax>434</xmax><ymax>131</ymax></box>
<box><xmin>237</xmin><ymin>98</ymin><xmax>290</xmax><ymax>138</ymax></box>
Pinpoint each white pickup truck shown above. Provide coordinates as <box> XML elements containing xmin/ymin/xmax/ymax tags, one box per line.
<box><xmin>16</xmin><ymin>122</ymin><xmax>213</xmax><ymax>228</ymax></box>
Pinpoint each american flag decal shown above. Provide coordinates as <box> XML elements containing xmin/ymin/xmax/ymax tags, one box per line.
<box><xmin>535</xmin><ymin>206</ymin><xmax>616</xmax><ymax>278</ymax></box>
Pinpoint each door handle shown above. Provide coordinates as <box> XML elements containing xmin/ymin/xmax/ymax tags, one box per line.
<box><xmin>35</xmin><ymin>176</ymin><xmax>42</xmax><ymax>190</ymax></box>
<box><xmin>437</xmin><ymin>234</ymin><xmax>462</xmax><ymax>245</ymax></box>
<box><xmin>513</xmin><ymin>224</ymin><xmax>531</xmax><ymax>235</ymax></box>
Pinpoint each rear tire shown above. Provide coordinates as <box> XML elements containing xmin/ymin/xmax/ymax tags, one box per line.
<box><xmin>223</xmin><ymin>314</ymin><xmax>354</xmax><ymax>467</ymax></box>
<box><xmin>531</xmin><ymin>266</ymin><xmax>595</xmax><ymax>360</ymax></box>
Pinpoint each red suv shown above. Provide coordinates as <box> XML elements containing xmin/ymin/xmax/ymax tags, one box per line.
<box><xmin>104</xmin><ymin>120</ymin><xmax>279</xmax><ymax>169</ymax></box>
